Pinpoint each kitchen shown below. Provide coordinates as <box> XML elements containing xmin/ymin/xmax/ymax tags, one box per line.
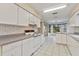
<box><xmin>0</xmin><ymin>3</ymin><xmax>79</xmax><ymax>56</ymax></box>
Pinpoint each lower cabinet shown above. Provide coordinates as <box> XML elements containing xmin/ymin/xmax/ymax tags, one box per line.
<box><xmin>56</xmin><ymin>34</ymin><xmax>62</xmax><ymax>43</ymax></box>
<box><xmin>67</xmin><ymin>35</ymin><xmax>79</xmax><ymax>56</ymax></box>
<box><xmin>22</xmin><ymin>38</ymin><xmax>34</xmax><ymax>56</ymax></box>
<box><xmin>61</xmin><ymin>34</ymin><xmax>67</xmax><ymax>44</ymax></box>
<box><xmin>56</xmin><ymin>34</ymin><xmax>67</xmax><ymax>44</ymax></box>
<box><xmin>22</xmin><ymin>36</ymin><xmax>45</xmax><ymax>56</ymax></box>
<box><xmin>0</xmin><ymin>36</ymin><xmax>45</xmax><ymax>56</ymax></box>
<box><xmin>2</xmin><ymin>46</ymin><xmax>22</xmax><ymax>56</ymax></box>
<box><xmin>1</xmin><ymin>41</ymin><xmax>22</xmax><ymax>56</ymax></box>
<box><xmin>0</xmin><ymin>47</ymin><xmax>2</xmax><ymax>56</ymax></box>
<box><xmin>68</xmin><ymin>46</ymin><xmax>79</xmax><ymax>56</ymax></box>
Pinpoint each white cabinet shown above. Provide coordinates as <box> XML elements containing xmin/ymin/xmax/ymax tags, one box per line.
<box><xmin>67</xmin><ymin>35</ymin><xmax>79</xmax><ymax>55</ymax></box>
<box><xmin>0</xmin><ymin>4</ymin><xmax>17</xmax><ymax>25</ymax></box>
<box><xmin>56</xmin><ymin>34</ymin><xmax>67</xmax><ymax>44</ymax></box>
<box><xmin>61</xmin><ymin>34</ymin><xmax>67</xmax><ymax>44</ymax></box>
<box><xmin>18</xmin><ymin>7</ymin><xmax>29</xmax><ymax>26</ymax></box>
<box><xmin>2</xmin><ymin>46</ymin><xmax>21</xmax><ymax>56</ymax></box>
<box><xmin>2</xmin><ymin>41</ymin><xmax>22</xmax><ymax>56</ymax></box>
<box><xmin>56</xmin><ymin>34</ymin><xmax>62</xmax><ymax>43</ymax></box>
<box><xmin>74</xmin><ymin>11</ymin><xmax>79</xmax><ymax>26</ymax></box>
<box><xmin>22</xmin><ymin>36</ymin><xmax>44</xmax><ymax>56</ymax></box>
<box><xmin>68</xmin><ymin>46</ymin><xmax>79</xmax><ymax>56</ymax></box>
<box><xmin>34</xmin><ymin>16</ymin><xmax>40</xmax><ymax>27</ymax></box>
<box><xmin>0</xmin><ymin>36</ymin><xmax>44</xmax><ymax>56</ymax></box>
<box><xmin>29</xmin><ymin>13</ymin><xmax>40</xmax><ymax>27</ymax></box>
<box><xmin>36</xmin><ymin>18</ymin><xmax>40</xmax><ymax>27</ymax></box>
<box><xmin>69</xmin><ymin>15</ymin><xmax>76</xmax><ymax>26</ymax></box>
<box><xmin>69</xmin><ymin>11</ymin><xmax>79</xmax><ymax>26</ymax></box>
<box><xmin>67</xmin><ymin>35</ymin><xmax>79</xmax><ymax>47</ymax></box>
<box><xmin>29</xmin><ymin>13</ymin><xmax>35</xmax><ymax>24</ymax></box>
<box><xmin>0</xmin><ymin>4</ymin><xmax>41</xmax><ymax>27</ymax></box>
<box><xmin>22</xmin><ymin>37</ymin><xmax>40</xmax><ymax>56</ymax></box>
<box><xmin>22</xmin><ymin>38</ymin><xmax>34</xmax><ymax>56</ymax></box>
<box><xmin>0</xmin><ymin>48</ymin><xmax>1</xmax><ymax>56</ymax></box>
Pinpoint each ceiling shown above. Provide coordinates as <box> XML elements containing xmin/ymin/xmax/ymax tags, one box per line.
<box><xmin>30</xmin><ymin>3</ymin><xmax>78</xmax><ymax>24</ymax></box>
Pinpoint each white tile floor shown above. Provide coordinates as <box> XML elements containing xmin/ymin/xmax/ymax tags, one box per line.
<box><xmin>33</xmin><ymin>36</ymin><xmax>71</xmax><ymax>56</ymax></box>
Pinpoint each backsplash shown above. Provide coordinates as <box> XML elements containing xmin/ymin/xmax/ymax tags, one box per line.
<box><xmin>0</xmin><ymin>24</ymin><xmax>26</xmax><ymax>35</ymax></box>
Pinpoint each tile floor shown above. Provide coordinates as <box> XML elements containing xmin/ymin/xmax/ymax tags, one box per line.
<box><xmin>33</xmin><ymin>36</ymin><xmax>71</xmax><ymax>56</ymax></box>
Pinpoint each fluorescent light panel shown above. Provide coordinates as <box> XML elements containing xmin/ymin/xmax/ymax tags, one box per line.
<box><xmin>44</xmin><ymin>5</ymin><xmax>67</xmax><ymax>13</ymax></box>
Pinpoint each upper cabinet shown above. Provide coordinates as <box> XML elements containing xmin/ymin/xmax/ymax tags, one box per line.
<box><xmin>29</xmin><ymin>13</ymin><xmax>40</xmax><ymax>27</ymax></box>
<box><xmin>36</xmin><ymin>17</ymin><xmax>40</xmax><ymax>27</ymax></box>
<box><xmin>18</xmin><ymin>7</ymin><xmax>29</xmax><ymax>26</ymax></box>
<box><xmin>0</xmin><ymin>4</ymin><xmax>41</xmax><ymax>27</ymax></box>
<box><xmin>69</xmin><ymin>11</ymin><xmax>79</xmax><ymax>26</ymax></box>
<box><xmin>29</xmin><ymin>13</ymin><xmax>35</xmax><ymax>24</ymax></box>
<box><xmin>74</xmin><ymin>11</ymin><xmax>79</xmax><ymax>26</ymax></box>
<box><xmin>69</xmin><ymin>15</ymin><xmax>76</xmax><ymax>26</ymax></box>
<box><xmin>0</xmin><ymin>4</ymin><xmax>17</xmax><ymax>25</ymax></box>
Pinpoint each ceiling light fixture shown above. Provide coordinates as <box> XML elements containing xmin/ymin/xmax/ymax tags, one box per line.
<box><xmin>43</xmin><ymin>5</ymin><xmax>67</xmax><ymax>13</ymax></box>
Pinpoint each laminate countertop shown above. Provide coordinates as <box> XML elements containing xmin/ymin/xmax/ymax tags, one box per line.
<box><xmin>0</xmin><ymin>33</ymin><xmax>32</xmax><ymax>46</ymax></box>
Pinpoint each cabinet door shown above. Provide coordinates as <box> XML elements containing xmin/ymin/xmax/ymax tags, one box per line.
<box><xmin>56</xmin><ymin>34</ymin><xmax>62</xmax><ymax>43</ymax></box>
<box><xmin>56</xmin><ymin>34</ymin><xmax>67</xmax><ymax>44</ymax></box>
<box><xmin>2</xmin><ymin>41</ymin><xmax>22</xmax><ymax>56</ymax></box>
<box><xmin>33</xmin><ymin>36</ymin><xmax>41</xmax><ymax>49</ymax></box>
<box><xmin>36</xmin><ymin>18</ymin><xmax>40</xmax><ymax>27</ymax></box>
<box><xmin>68</xmin><ymin>46</ymin><xmax>79</xmax><ymax>56</ymax></box>
<box><xmin>18</xmin><ymin>7</ymin><xmax>28</xmax><ymax>26</ymax></box>
<box><xmin>0</xmin><ymin>4</ymin><xmax>17</xmax><ymax>25</ymax></box>
<box><xmin>69</xmin><ymin>11</ymin><xmax>79</xmax><ymax>26</ymax></box>
<box><xmin>22</xmin><ymin>37</ymin><xmax>43</xmax><ymax>56</ymax></box>
<box><xmin>33</xmin><ymin>15</ymin><xmax>37</xmax><ymax>25</ymax></box>
<box><xmin>67</xmin><ymin>36</ymin><xmax>79</xmax><ymax>47</ymax></box>
<box><xmin>22</xmin><ymin>38</ymin><xmax>34</xmax><ymax>56</ymax></box>
<box><xmin>75</xmin><ymin>12</ymin><xmax>79</xmax><ymax>26</ymax></box>
<box><xmin>61</xmin><ymin>34</ymin><xmax>67</xmax><ymax>44</ymax></box>
<box><xmin>0</xmin><ymin>47</ymin><xmax>2</xmax><ymax>56</ymax></box>
<box><xmin>38</xmin><ymin>18</ymin><xmax>41</xmax><ymax>27</ymax></box>
<box><xmin>2</xmin><ymin>46</ymin><xmax>21</xmax><ymax>56</ymax></box>
<box><xmin>69</xmin><ymin>15</ymin><xmax>76</xmax><ymax>26</ymax></box>
<box><xmin>29</xmin><ymin>14</ymin><xmax>35</xmax><ymax>24</ymax></box>
<box><xmin>67</xmin><ymin>35</ymin><xmax>79</xmax><ymax>55</ymax></box>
